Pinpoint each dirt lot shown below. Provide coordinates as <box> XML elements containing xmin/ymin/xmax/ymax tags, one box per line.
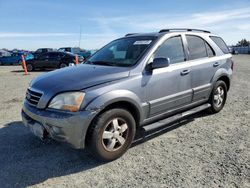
<box><xmin>0</xmin><ymin>55</ymin><xmax>249</xmax><ymax>188</ymax></box>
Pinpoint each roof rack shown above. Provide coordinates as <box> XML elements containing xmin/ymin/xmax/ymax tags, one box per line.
<box><xmin>125</xmin><ymin>33</ymin><xmax>138</xmax><ymax>37</ymax></box>
<box><xmin>159</xmin><ymin>28</ymin><xmax>211</xmax><ymax>33</ymax></box>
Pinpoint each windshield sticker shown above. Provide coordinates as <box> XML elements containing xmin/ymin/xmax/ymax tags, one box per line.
<box><xmin>133</xmin><ymin>40</ymin><xmax>152</xmax><ymax>45</ymax></box>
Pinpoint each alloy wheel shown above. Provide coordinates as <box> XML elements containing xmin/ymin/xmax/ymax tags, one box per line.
<box><xmin>213</xmin><ymin>86</ymin><xmax>225</xmax><ymax>108</ymax></box>
<box><xmin>102</xmin><ymin>118</ymin><xmax>129</xmax><ymax>152</ymax></box>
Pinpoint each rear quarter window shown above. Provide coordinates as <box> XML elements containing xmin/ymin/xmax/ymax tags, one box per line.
<box><xmin>210</xmin><ymin>36</ymin><xmax>229</xmax><ymax>54</ymax></box>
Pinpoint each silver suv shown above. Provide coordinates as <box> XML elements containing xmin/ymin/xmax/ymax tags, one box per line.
<box><xmin>22</xmin><ymin>29</ymin><xmax>233</xmax><ymax>161</ymax></box>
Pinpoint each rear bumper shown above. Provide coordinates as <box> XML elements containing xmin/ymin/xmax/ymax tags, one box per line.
<box><xmin>21</xmin><ymin>101</ymin><xmax>97</xmax><ymax>149</ymax></box>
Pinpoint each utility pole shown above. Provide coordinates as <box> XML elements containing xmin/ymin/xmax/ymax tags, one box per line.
<box><xmin>78</xmin><ymin>25</ymin><xmax>82</xmax><ymax>48</ymax></box>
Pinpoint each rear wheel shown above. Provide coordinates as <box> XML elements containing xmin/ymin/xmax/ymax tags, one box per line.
<box><xmin>87</xmin><ymin>108</ymin><xmax>136</xmax><ymax>161</ymax></box>
<box><xmin>208</xmin><ymin>80</ymin><xmax>227</xmax><ymax>113</ymax></box>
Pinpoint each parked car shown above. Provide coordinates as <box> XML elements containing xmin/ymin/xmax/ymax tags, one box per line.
<box><xmin>0</xmin><ymin>52</ymin><xmax>33</xmax><ymax>65</ymax></box>
<box><xmin>0</xmin><ymin>49</ymin><xmax>11</xmax><ymax>57</ymax></box>
<box><xmin>58</xmin><ymin>47</ymin><xmax>91</xmax><ymax>59</ymax></box>
<box><xmin>22</xmin><ymin>29</ymin><xmax>233</xmax><ymax>161</ymax></box>
<box><xmin>25</xmin><ymin>51</ymin><xmax>81</xmax><ymax>71</ymax></box>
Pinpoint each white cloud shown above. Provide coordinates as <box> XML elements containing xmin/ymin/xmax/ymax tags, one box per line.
<box><xmin>0</xmin><ymin>33</ymin><xmax>75</xmax><ymax>38</ymax></box>
<box><xmin>87</xmin><ymin>7</ymin><xmax>250</xmax><ymax>45</ymax></box>
<box><xmin>191</xmin><ymin>7</ymin><xmax>250</xmax><ymax>25</ymax></box>
<box><xmin>89</xmin><ymin>7</ymin><xmax>250</xmax><ymax>30</ymax></box>
<box><xmin>1</xmin><ymin>7</ymin><xmax>249</xmax><ymax>49</ymax></box>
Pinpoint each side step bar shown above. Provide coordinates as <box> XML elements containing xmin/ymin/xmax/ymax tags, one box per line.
<box><xmin>142</xmin><ymin>103</ymin><xmax>211</xmax><ymax>132</ymax></box>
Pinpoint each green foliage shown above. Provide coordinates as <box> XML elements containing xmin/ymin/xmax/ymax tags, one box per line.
<box><xmin>236</xmin><ymin>39</ymin><xmax>250</xmax><ymax>46</ymax></box>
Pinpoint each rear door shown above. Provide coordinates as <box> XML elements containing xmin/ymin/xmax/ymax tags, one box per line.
<box><xmin>184</xmin><ymin>35</ymin><xmax>217</xmax><ymax>102</ymax></box>
<box><xmin>144</xmin><ymin>35</ymin><xmax>193</xmax><ymax>117</ymax></box>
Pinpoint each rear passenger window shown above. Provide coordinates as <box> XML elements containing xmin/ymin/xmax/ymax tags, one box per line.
<box><xmin>186</xmin><ymin>35</ymin><xmax>207</xmax><ymax>60</ymax></box>
<box><xmin>154</xmin><ymin>36</ymin><xmax>185</xmax><ymax>64</ymax></box>
<box><xmin>210</xmin><ymin>36</ymin><xmax>229</xmax><ymax>54</ymax></box>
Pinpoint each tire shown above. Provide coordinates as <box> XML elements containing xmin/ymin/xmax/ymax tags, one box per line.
<box><xmin>87</xmin><ymin>108</ymin><xmax>136</xmax><ymax>161</ymax></box>
<box><xmin>59</xmin><ymin>63</ymin><xmax>67</xmax><ymax>68</ymax></box>
<box><xmin>18</xmin><ymin>60</ymin><xmax>22</xmax><ymax>65</ymax></box>
<box><xmin>26</xmin><ymin>64</ymin><xmax>34</xmax><ymax>71</ymax></box>
<box><xmin>208</xmin><ymin>80</ymin><xmax>227</xmax><ymax>113</ymax></box>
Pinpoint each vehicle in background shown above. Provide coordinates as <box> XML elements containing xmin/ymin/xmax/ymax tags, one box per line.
<box><xmin>0</xmin><ymin>52</ymin><xmax>33</xmax><ymax>65</ymax></box>
<box><xmin>232</xmin><ymin>49</ymin><xmax>239</xmax><ymax>55</ymax></box>
<box><xmin>25</xmin><ymin>51</ymin><xmax>83</xmax><ymax>71</ymax></box>
<box><xmin>0</xmin><ymin>49</ymin><xmax>11</xmax><ymax>57</ymax></box>
<box><xmin>58</xmin><ymin>47</ymin><xmax>91</xmax><ymax>59</ymax></box>
<box><xmin>231</xmin><ymin>46</ymin><xmax>249</xmax><ymax>54</ymax></box>
<box><xmin>32</xmin><ymin>48</ymin><xmax>53</xmax><ymax>58</ymax></box>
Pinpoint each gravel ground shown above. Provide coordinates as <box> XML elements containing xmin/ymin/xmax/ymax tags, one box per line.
<box><xmin>0</xmin><ymin>55</ymin><xmax>249</xmax><ymax>188</ymax></box>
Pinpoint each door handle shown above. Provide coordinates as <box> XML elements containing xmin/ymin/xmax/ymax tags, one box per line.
<box><xmin>180</xmin><ymin>69</ymin><xmax>190</xmax><ymax>76</ymax></box>
<box><xmin>213</xmin><ymin>62</ymin><xmax>220</xmax><ymax>67</ymax></box>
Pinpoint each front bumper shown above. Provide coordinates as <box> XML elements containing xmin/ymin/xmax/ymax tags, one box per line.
<box><xmin>21</xmin><ymin>101</ymin><xmax>97</xmax><ymax>149</ymax></box>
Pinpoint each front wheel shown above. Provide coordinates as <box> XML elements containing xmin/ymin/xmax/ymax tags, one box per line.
<box><xmin>208</xmin><ymin>80</ymin><xmax>227</xmax><ymax>113</ymax></box>
<box><xmin>87</xmin><ymin>108</ymin><xmax>136</xmax><ymax>161</ymax></box>
<box><xmin>26</xmin><ymin>64</ymin><xmax>34</xmax><ymax>71</ymax></box>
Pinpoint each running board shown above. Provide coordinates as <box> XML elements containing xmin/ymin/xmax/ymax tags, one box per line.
<box><xmin>142</xmin><ymin>103</ymin><xmax>211</xmax><ymax>132</ymax></box>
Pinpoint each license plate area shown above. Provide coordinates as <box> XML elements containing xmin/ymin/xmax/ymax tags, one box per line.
<box><xmin>22</xmin><ymin>111</ymin><xmax>47</xmax><ymax>140</ymax></box>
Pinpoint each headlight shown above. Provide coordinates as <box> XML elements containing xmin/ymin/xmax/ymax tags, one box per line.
<box><xmin>49</xmin><ymin>92</ymin><xmax>85</xmax><ymax>112</ymax></box>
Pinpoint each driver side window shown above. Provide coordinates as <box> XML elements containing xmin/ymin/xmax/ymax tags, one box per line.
<box><xmin>154</xmin><ymin>36</ymin><xmax>185</xmax><ymax>64</ymax></box>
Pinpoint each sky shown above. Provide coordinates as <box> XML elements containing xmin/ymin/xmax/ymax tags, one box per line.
<box><xmin>0</xmin><ymin>0</ymin><xmax>250</xmax><ymax>50</ymax></box>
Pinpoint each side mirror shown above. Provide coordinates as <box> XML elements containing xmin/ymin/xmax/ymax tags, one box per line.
<box><xmin>151</xmin><ymin>57</ymin><xmax>170</xmax><ymax>69</ymax></box>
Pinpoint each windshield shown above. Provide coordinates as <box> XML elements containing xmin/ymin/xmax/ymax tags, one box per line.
<box><xmin>86</xmin><ymin>36</ymin><xmax>156</xmax><ymax>67</ymax></box>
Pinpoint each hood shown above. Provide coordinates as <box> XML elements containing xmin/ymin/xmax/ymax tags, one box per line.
<box><xmin>30</xmin><ymin>64</ymin><xmax>130</xmax><ymax>100</ymax></box>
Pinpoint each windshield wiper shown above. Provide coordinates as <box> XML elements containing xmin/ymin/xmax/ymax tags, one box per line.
<box><xmin>87</xmin><ymin>60</ymin><xmax>117</xmax><ymax>66</ymax></box>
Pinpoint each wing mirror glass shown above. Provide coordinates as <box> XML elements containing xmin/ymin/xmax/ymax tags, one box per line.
<box><xmin>151</xmin><ymin>57</ymin><xmax>170</xmax><ymax>69</ymax></box>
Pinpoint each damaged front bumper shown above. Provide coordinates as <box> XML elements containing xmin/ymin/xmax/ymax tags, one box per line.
<box><xmin>21</xmin><ymin>101</ymin><xmax>97</xmax><ymax>149</ymax></box>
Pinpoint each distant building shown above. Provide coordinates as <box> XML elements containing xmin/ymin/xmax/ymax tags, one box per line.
<box><xmin>231</xmin><ymin>46</ymin><xmax>250</xmax><ymax>54</ymax></box>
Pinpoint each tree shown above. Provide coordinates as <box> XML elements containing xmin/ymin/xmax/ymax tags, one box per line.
<box><xmin>236</xmin><ymin>39</ymin><xmax>250</xmax><ymax>46</ymax></box>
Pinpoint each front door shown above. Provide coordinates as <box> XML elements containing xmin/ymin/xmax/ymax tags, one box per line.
<box><xmin>144</xmin><ymin>35</ymin><xmax>192</xmax><ymax>117</ymax></box>
<box><xmin>35</xmin><ymin>54</ymin><xmax>48</xmax><ymax>68</ymax></box>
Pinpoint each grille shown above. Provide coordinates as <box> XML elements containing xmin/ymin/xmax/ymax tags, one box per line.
<box><xmin>26</xmin><ymin>88</ymin><xmax>43</xmax><ymax>106</ymax></box>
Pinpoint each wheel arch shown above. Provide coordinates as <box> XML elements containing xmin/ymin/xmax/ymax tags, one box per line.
<box><xmin>95</xmin><ymin>100</ymin><xmax>141</xmax><ymax>128</ymax></box>
<box><xmin>85</xmin><ymin>90</ymin><xmax>144</xmax><ymax>128</ymax></box>
<box><xmin>212</xmin><ymin>68</ymin><xmax>231</xmax><ymax>91</ymax></box>
<box><xmin>217</xmin><ymin>75</ymin><xmax>230</xmax><ymax>91</ymax></box>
